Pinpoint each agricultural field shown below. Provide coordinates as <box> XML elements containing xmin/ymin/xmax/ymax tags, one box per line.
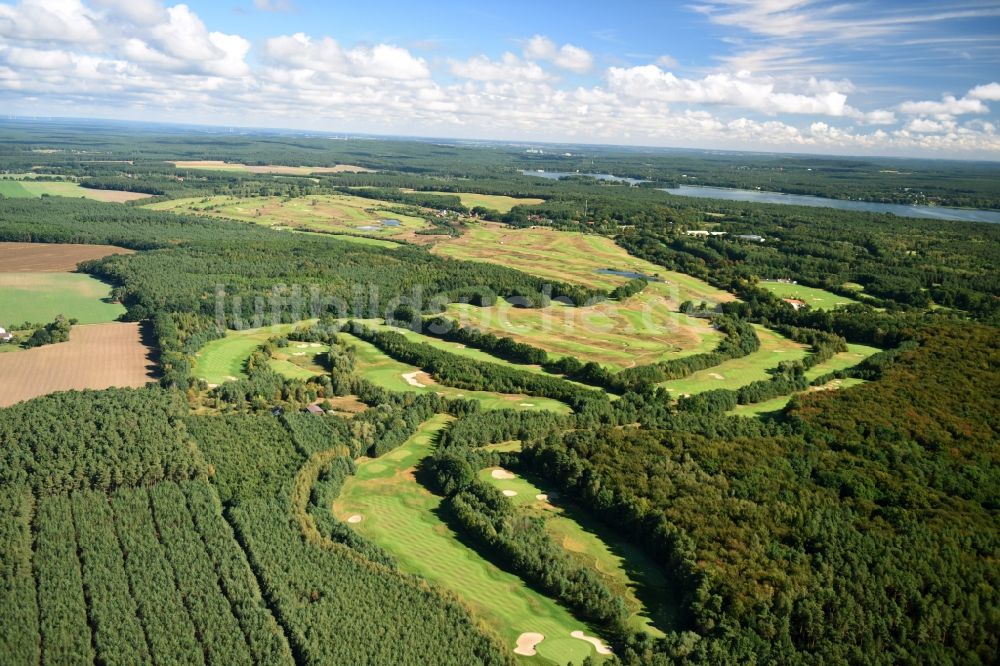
<box><xmin>0</xmin><ymin>179</ymin><xmax>151</xmax><ymax>202</ymax></box>
<box><xmin>413</xmin><ymin>191</ymin><xmax>545</xmax><ymax>213</ymax></box>
<box><xmin>447</xmin><ymin>297</ymin><xmax>722</xmax><ymax>371</ymax></box>
<box><xmin>332</xmin><ymin>416</ymin><xmax>610</xmax><ymax>665</ymax></box>
<box><xmin>0</xmin><ymin>273</ymin><xmax>125</xmax><ymax>326</ymax></box>
<box><xmin>0</xmin><ymin>323</ymin><xmax>155</xmax><ymax>407</ymax></box>
<box><xmin>192</xmin><ymin>323</ymin><xmax>309</xmax><ymax>385</ymax></box>
<box><xmin>0</xmin><ymin>242</ymin><xmax>132</xmax><ymax>272</ymax></box>
<box><xmin>760</xmin><ymin>281</ymin><xmax>861</xmax><ymax>309</ymax></box>
<box><xmin>659</xmin><ymin>325</ymin><xmax>809</xmax><ymax>396</ymax></box>
<box><xmin>170</xmin><ymin>160</ymin><xmax>374</xmax><ymax>174</ymax></box>
<box><xmin>481</xmin><ymin>464</ymin><xmax>676</xmax><ymax>637</ymax></box>
<box><xmin>146</xmin><ymin>194</ymin><xmax>429</xmax><ymax>237</ymax></box>
<box><xmin>343</xmin><ymin>331</ymin><xmax>571</xmax><ymax>413</ymax></box>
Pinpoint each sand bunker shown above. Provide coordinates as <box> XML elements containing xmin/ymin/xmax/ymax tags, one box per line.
<box><xmin>401</xmin><ymin>371</ymin><xmax>426</xmax><ymax>388</ymax></box>
<box><xmin>535</xmin><ymin>493</ymin><xmax>548</xmax><ymax>501</ymax></box>
<box><xmin>502</xmin><ymin>490</ymin><xmax>518</xmax><ymax>497</ymax></box>
<box><xmin>296</xmin><ymin>344</ymin><xmax>308</xmax><ymax>349</ymax></box>
<box><xmin>309</xmin><ymin>343</ymin><xmax>322</xmax><ymax>347</ymax></box>
<box><xmin>709</xmin><ymin>372</ymin><xmax>725</xmax><ymax>380</ymax></box>
<box><xmin>347</xmin><ymin>514</ymin><xmax>363</xmax><ymax>524</ymax></box>
<box><xmin>519</xmin><ymin>402</ymin><xmax>534</xmax><ymax>407</ymax></box>
<box><xmin>514</xmin><ymin>632</ymin><xmax>544</xmax><ymax>656</ymax></box>
<box><xmin>491</xmin><ymin>469</ymin><xmax>516</xmax><ymax>480</ymax></box>
<box><xmin>570</xmin><ymin>631</ymin><xmax>612</xmax><ymax>655</ymax></box>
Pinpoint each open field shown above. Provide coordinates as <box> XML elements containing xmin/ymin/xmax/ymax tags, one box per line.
<box><xmin>332</xmin><ymin>416</ymin><xmax>608</xmax><ymax>665</ymax></box>
<box><xmin>192</xmin><ymin>323</ymin><xmax>308</xmax><ymax>385</ymax></box>
<box><xmin>659</xmin><ymin>324</ymin><xmax>808</xmax><ymax>395</ymax></box>
<box><xmin>343</xmin><ymin>332</ymin><xmax>571</xmax><ymax>413</ymax></box>
<box><xmin>0</xmin><ymin>273</ymin><xmax>125</xmax><ymax>326</ymax></box>
<box><xmin>170</xmin><ymin>160</ymin><xmax>374</xmax><ymax>174</ymax></box>
<box><xmin>447</xmin><ymin>296</ymin><xmax>722</xmax><ymax>371</ymax></box>
<box><xmin>481</xmin><ymin>466</ymin><xmax>676</xmax><ymax>637</ymax></box>
<box><xmin>146</xmin><ymin>194</ymin><xmax>429</xmax><ymax>237</ymax></box>
<box><xmin>0</xmin><ymin>242</ymin><xmax>132</xmax><ymax>272</ymax></box>
<box><xmin>760</xmin><ymin>282</ymin><xmax>861</xmax><ymax>310</ymax></box>
<box><xmin>0</xmin><ymin>322</ymin><xmax>155</xmax><ymax>407</ymax></box>
<box><xmin>412</xmin><ymin>191</ymin><xmax>545</xmax><ymax>213</ymax></box>
<box><xmin>804</xmin><ymin>343</ymin><xmax>881</xmax><ymax>381</ymax></box>
<box><xmin>728</xmin><ymin>377</ymin><xmax>867</xmax><ymax>417</ymax></box>
<box><xmin>0</xmin><ymin>179</ymin><xmax>152</xmax><ymax>201</ymax></box>
<box><xmin>433</xmin><ymin>223</ymin><xmax>735</xmax><ymax>302</ymax></box>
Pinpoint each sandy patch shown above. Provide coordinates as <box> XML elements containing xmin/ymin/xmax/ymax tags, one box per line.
<box><xmin>296</xmin><ymin>344</ymin><xmax>308</xmax><ymax>349</ymax></box>
<box><xmin>309</xmin><ymin>343</ymin><xmax>322</xmax><ymax>347</ymax></box>
<box><xmin>292</xmin><ymin>352</ymin><xmax>306</xmax><ymax>356</ymax></box>
<box><xmin>347</xmin><ymin>514</ymin><xmax>363</xmax><ymax>524</ymax></box>
<box><xmin>502</xmin><ymin>490</ymin><xmax>518</xmax><ymax>497</ymax></box>
<box><xmin>570</xmin><ymin>631</ymin><xmax>612</xmax><ymax>655</ymax></box>
<box><xmin>708</xmin><ymin>372</ymin><xmax>725</xmax><ymax>380</ymax></box>
<box><xmin>514</xmin><ymin>632</ymin><xmax>544</xmax><ymax>656</ymax></box>
<box><xmin>491</xmin><ymin>469</ymin><xmax>516</xmax><ymax>480</ymax></box>
<box><xmin>0</xmin><ymin>242</ymin><xmax>133</xmax><ymax>272</ymax></box>
<box><xmin>401</xmin><ymin>371</ymin><xmax>426</xmax><ymax>388</ymax></box>
<box><xmin>519</xmin><ymin>402</ymin><xmax>534</xmax><ymax>407</ymax></box>
<box><xmin>535</xmin><ymin>493</ymin><xmax>548</xmax><ymax>501</ymax></box>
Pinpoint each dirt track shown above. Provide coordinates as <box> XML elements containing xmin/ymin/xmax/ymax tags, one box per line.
<box><xmin>0</xmin><ymin>242</ymin><xmax>133</xmax><ymax>272</ymax></box>
<box><xmin>0</xmin><ymin>322</ymin><xmax>156</xmax><ymax>407</ymax></box>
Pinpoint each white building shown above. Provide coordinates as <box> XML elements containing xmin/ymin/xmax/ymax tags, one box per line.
<box><xmin>0</xmin><ymin>327</ymin><xmax>12</xmax><ymax>342</ymax></box>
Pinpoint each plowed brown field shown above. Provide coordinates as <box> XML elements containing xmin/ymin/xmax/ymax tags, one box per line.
<box><xmin>0</xmin><ymin>322</ymin><xmax>155</xmax><ymax>407</ymax></box>
<box><xmin>0</xmin><ymin>242</ymin><xmax>133</xmax><ymax>272</ymax></box>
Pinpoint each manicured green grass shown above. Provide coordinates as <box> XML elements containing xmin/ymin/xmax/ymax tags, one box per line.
<box><xmin>0</xmin><ymin>273</ymin><xmax>125</xmax><ymax>327</ymax></box>
<box><xmin>803</xmin><ymin>343</ymin><xmax>881</xmax><ymax>382</ymax></box>
<box><xmin>417</xmin><ymin>191</ymin><xmax>545</xmax><ymax>213</ymax></box>
<box><xmin>659</xmin><ymin>324</ymin><xmax>808</xmax><ymax>396</ymax></box>
<box><xmin>332</xmin><ymin>416</ymin><xmax>608</xmax><ymax>665</ymax></box>
<box><xmin>192</xmin><ymin>323</ymin><xmax>310</xmax><ymax>385</ymax></box>
<box><xmin>341</xmin><ymin>331</ymin><xmax>571</xmax><ymax>413</ymax></box>
<box><xmin>268</xmin><ymin>342</ymin><xmax>330</xmax><ymax>380</ymax></box>
<box><xmin>760</xmin><ymin>282</ymin><xmax>861</xmax><ymax>310</ymax></box>
<box><xmin>289</xmin><ymin>230</ymin><xmax>402</xmax><ymax>248</ymax></box>
<box><xmin>146</xmin><ymin>194</ymin><xmax>429</xmax><ymax>238</ymax></box>
<box><xmin>728</xmin><ymin>378</ymin><xmax>867</xmax><ymax>417</ymax></box>
<box><xmin>480</xmin><ymin>466</ymin><xmax>677</xmax><ymax>637</ymax></box>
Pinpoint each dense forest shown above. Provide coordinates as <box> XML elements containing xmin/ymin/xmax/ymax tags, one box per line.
<box><xmin>0</xmin><ymin>123</ymin><xmax>997</xmax><ymax>665</ymax></box>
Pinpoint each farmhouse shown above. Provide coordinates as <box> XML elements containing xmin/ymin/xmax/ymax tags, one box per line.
<box><xmin>735</xmin><ymin>234</ymin><xmax>765</xmax><ymax>242</ymax></box>
<box><xmin>304</xmin><ymin>403</ymin><xmax>325</xmax><ymax>415</ymax></box>
<box><xmin>0</xmin><ymin>326</ymin><xmax>12</xmax><ymax>342</ymax></box>
<box><xmin>685</xmin><ymin>230</ymin><xmax>727</xmax><ymax>237</ymax></box>
<box><xmin>783</xmin><ymin>298</ymin><xmax>808</xmax><ymax>311</ymax></box>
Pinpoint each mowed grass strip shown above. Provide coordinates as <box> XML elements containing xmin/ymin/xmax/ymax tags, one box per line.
<box><xmin>447</xmin><ymin>294</ymin><xmax>722</xmax><ymax>371</ymax></box>
<box><xmin>332</xmin><ymin>416</ymin><xmax>606</xmax><ymax>665</ymax></box>
<box><xmin>432</xmin><ymin>223</ymin><xmax>735</xmax><ymax>302</ymax></box>
<box><xmin>342</xmin><ymin>331</ymin><xmax>571</xmax><ymax>413</ymax></box>
<box><xmin>728</xmin><ymin>377</ymin><xmax>867</xmax><ymax>417</ymax></box>
<box><xmin>415</xmin><ymin>191</ymin><xmax>545</xmax><ymax>213</ymax></box>
<box><xmin>759</xmin><ymin>282</ymin><xmax>861</xmax><ymax>310</ymax></box>
<box><xmin>146</xmin><ymin>194</ymin><xmax>427</xmax><ymax>237</ymax></box>
<box><xmin>0</xmin><ymin>273</ymin><xmax>125</xmax><ymax>326</ymax></box>
<box><xmin>480</xmin><ymin>465</ymin><xmax>677</xmax><ymax>638</ymax></box>
<box><xmin>659</xmin><ymin>324</ymin><xmax>809</xmax><ymax>396</ymax></box>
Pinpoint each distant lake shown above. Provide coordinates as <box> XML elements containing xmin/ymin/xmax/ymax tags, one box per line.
<box><xmin>521</xmin><ymin>170</ymin><xmax>647</xmax><ymax>186</ymax></box>
<box><xmin>661</xmin><ymin>185</ymin><xmax>1000</xmax><ymax>223</ymax></box>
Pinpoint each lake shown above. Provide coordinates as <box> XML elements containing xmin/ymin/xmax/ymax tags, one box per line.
<box><xmin>661</xmin><ymin>185</ymin><xmax>1000</xmax><ymax>223</ymax></box>
<box><xmin>521</xmin><ymin>170</ymin><xmax>647</xmax><ymax>185</ymax></box>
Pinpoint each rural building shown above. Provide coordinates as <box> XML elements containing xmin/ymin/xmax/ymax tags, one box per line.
<box><xmin>0</xmin><ymin>327</ymin><xmax>12</xmax><ymax>342</ymax></box>
<box><xmin>685</xmin><ymin>230</ymin><xmax>727</xmax><ymax>237</ymax></box>
<box><xmin>304</xmin><ymin>403</ymin><xmax>325</xmax><ymax>415</ymax></box>
<box><xmin>735</xmin><ymin>234</ymin><xmax>765</xmax><ymax>242</ymax></box>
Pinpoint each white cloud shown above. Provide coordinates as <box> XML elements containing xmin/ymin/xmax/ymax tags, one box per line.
<box><xmin>0</xmin><ymin>0</ymin><xmax>101</xmax><ymax>42</ymax></box>
<box><xmin>969</xmin><ymin>82</ymin><xmax>1000</xmax><ymax>101</ymax></box>
<box><xmin>450</xmin><ymin>53</ymin><xmax>550</xmax><ymax>82</ymax></box>
<box><xmin>522</xmin><ymin>34</ymin><xmax>593</xmax><ymax>73</ymax></box>
<box><xmin>607</xmin><ymin>65</ymin><xmax>852</xmax><ymax>116</ymax></box>
<box><xmin>654</xmin><ymin>55</ymin><xmax>678</xmax><ymax>68</ymax></box>
<box><xmin>899</xmin><ymin>92</ymin><xmax>989</xmax><ymax>118</ymax></box>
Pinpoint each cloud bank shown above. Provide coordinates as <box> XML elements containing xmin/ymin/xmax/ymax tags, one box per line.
<box><xmin>0</xmin><ymin>0</ymin><xmax>997</xmax><ymax>157</ymax></box>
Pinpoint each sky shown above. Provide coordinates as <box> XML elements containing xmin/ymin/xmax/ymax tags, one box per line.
<box><xmin>1</xmin><ymin>0</ymin><xmax>1000</xmax><ymax>158</ymax></box>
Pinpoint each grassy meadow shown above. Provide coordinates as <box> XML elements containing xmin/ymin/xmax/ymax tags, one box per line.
<box><xmin>415</xmin><ymin>191</ymin><xmax>545</xmax><ymax>213</ymax></box>
<box><xmin>331</xmin><ymin>416</ymin><xmax>609</xmax><ymax>665</ymax></box>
